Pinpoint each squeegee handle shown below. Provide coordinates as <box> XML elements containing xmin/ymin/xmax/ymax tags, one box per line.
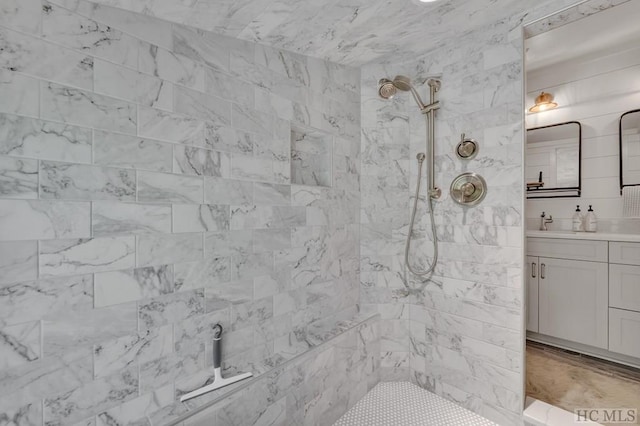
<box><xmin>213</xmin><ymin>335</ymin><xmax>222</xmax><ymax>368</ymax></box>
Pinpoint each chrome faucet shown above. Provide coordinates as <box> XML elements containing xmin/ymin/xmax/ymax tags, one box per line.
<box><xmin>540</xmin><ymin>212</ymin><xmax>553</xmax><ymax>231</ymax></box>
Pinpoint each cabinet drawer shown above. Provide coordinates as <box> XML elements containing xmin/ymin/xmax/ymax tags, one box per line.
<box><xmin>527</xmin><ymin>238</ymin><xmax>608</xmax><ymax>262</ymax></box>
<box><xmin>610</xmin><ymin>242</ymin><xmax>640</xmax><ymax>266</ymax></box>
<box><xmin>609</xmin><ymin>308</ymin><xmax>640</xmax><ymax>358</ymax></box>
<box><xmin>610</xmin><ymin>264</ymin><xmax>640</xmax><ymax>311</ymax></box>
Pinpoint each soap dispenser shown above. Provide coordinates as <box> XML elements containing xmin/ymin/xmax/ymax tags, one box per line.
<box><xmin>585</xmin><ymin>205</ymin><xmax>597</xmax><ymax>232</ymax></box>
<box><xmin>572</xmin><ymin>205</ymin><xmax>584</xmax><ymax>232</ymax></box>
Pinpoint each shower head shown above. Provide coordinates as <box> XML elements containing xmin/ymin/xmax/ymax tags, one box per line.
<box><xmin>378</xmin><ymin>78</ymin><xmax>397</xmax><ymax>99</ymax></box>
<box><xmin>391</xmin><ymin>75</ymin><xmax>413</xmax><ymax>91</ymax></box>
<box><xmin>378</xmin><ymin>75</ymin><xmax>428</xmax><ymax>110</ymax></box>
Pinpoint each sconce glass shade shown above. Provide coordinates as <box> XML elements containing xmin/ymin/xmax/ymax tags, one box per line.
<box><xmin>529</xmin><ymin>92</ymin><xmax>558</xmax><ymax>113</ymax></box>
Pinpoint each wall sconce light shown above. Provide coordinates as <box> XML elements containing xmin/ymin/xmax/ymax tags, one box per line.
<box><xmin>529</xmin><ymin>92</ymin><xmax>558</xmax><ymax>113</ymax></box>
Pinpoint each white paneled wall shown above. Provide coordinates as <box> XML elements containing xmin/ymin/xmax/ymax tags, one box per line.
<box><xmin>526</xmin><ymin>44</ymin><xmax>640</xmax><ymax>226</ymax></box>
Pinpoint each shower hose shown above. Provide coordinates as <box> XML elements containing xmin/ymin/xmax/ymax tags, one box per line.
<box><xmin>404</xmin><ymin>154</ymin><xmax>438</xmax><ymax>276</ymax></box>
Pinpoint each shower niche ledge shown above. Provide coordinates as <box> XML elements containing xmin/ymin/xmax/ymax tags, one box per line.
<box><xmin>290</xmin><ymin>124</ymin><xmax>332</xmax><ymax>187</ymax></box>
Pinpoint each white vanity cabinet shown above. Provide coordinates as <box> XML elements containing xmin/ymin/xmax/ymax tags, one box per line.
<box><xmin>527</xmin><ymin>238</ymin><xmax>608</xmax><ymax>348</ymax></box>
<box><xmin>527</xmin><ymin>234</ymin><xmax>640</xmax><ymax>366</ymax></box>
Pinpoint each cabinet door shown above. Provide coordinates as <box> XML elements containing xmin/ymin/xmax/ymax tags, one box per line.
<box><xmin>538</xmin><ymin>257</ymin><xmax>608</xmax><ymax>348</ymax></box>
<box><xmin>527</xmin><ymin>256</ymin><xmax>539</xmax><ymax>332</ymax></box>
<box><xmin>610</xmin><ymin>308</ymin><xmax>640</xmax><ymax>358</ymax></box>
<box><xmin>609</xmin><ymin>264</ymin><xmax>640</xmax><ymax>312</ymax></box>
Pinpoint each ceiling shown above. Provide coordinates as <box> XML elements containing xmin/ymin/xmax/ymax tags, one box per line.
<box><xmin>526</xmin><ymin>0</ymin><xmax>640</xmax><ymax>71</ymax></box>
<box><xmin>86</xmin><ymin>0</ymin><xmax>567</xmax><ymax>66</ymax></box>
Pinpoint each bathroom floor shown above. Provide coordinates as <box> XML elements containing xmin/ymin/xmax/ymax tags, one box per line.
<box><xmin>526</xmin><ymin>341</ymin><xmax>640</xmax><ymax>425</ymax></box>
<box><xmin>333</xmin><ymin>382</ymin><xmax>496</xmax><ymax>426</ymax></box>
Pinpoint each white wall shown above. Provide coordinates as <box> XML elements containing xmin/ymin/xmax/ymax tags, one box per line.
<box><xmin>526</xmin><ymin>44</ymin><xmax>640</xmax><ymax>230</ymax></box>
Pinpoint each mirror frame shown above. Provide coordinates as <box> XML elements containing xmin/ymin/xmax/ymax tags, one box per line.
<box><xmin>619</xmin><ymin>108</ymin><xmax>640</xmax><ymax>194</ymax></box>
<box><xmin>526</xmin><ymin>121</ymin><xmax>582</xmax><ymax>199</ymax></box>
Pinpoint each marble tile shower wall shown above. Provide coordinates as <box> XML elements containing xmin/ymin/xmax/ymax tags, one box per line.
<box><xmin>0</xmin><ymin>1</ymin><xmax>361</xmax><ymax>424</ymax></box>
<box><xmin>361</xmin><ymin>19</ymin><xmax>528</xmax><ymax>426</ymax></box>
<box><xmin>360</xmin><ymin>1</ymin><xmax>607</xmax><ymax>422</ymax></box>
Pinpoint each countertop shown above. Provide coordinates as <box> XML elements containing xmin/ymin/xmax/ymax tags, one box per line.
<box><xmin>526</xmin><ymin>230</ymin><xmax>640</xmax><ymax>242</ymax></box>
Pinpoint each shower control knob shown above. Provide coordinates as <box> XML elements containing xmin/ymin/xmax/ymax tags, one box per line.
<box><xmin>450</xmin><ymin>173</ymin><xmax>487</xmax><ymax>207</ymax></box>
<box><xmin>455</xmin><ymin>134</ymin><xmax>479</xmax><ymax>160</ymax></box>
<box><xmin>461</xmin><ymin>182</ymin><xmax>476</xmax><ymax>197</ymax></box>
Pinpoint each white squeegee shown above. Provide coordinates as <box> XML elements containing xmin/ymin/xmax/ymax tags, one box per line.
<box><xmin>180</xmin><ymin>324</ymin><xmax>253</xmax><ymax>403</ymax></box>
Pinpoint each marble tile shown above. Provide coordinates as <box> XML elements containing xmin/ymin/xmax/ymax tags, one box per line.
<box><xmin>232</xmin><ymin>252</ymin><xmax>273</xmax><ymax>280</ymax></box>
<box><xmin>94</xmin><ymin>59</ymin><xmax>173</xmax><ymax>110</ymax></box>
<box><xmin>136</xmin><ymin>232</ymin><xmax>203</xmax><ymax>267</ymax></box>
<box><xmin>174</xmin><ymin>257</ymin><xmax>231</xmax><ymax>292</ymax></box>
<box><xmin>204</xmin><ymin>68</ymin><xmax>254</xmax><ymax>108</ymax></box>
<box><xmin>139</xmin><ymin>44</ymin><xmax>206</xmax><ymax>91</ymax></box>
<box><xmin>0</xmin><ymin>274</ymin><xmax>93</xmax><ymax>325</ymax></box>
<box><xmin>174</xmin><ymin>146</ymin><xmax>231</xmax><ymax>177</ymax></box>
<box><xmin>0</xmin><ymin>71</ymin><xmax>39</xmax><ymax>117</ymax></box>
<box><xmin>205</xmin><ymin>278</ymin><xmax>253</xmax><ymax>312</ymax></box>
<box><xmin>0</xmin><ymin>240</ymin><xmax>37</xmax><ymax>285</ymax></box>
<box><xmin>94</xmin><ymin>326</ymin><xmax>174</xmax><ymax>379</ymax></box>
<box><xmin>42</xmin><ymin>303</ymin><xmax>137</xmax><ymax>357</ymax></box>
<box><xmin>42</xmin><ymin>1</ymin><xmax>139</xmax><ymax>69</ymax></box>
<box><xmin>92</xmin><ymin>201</ymin><xmax>171</xmax><ymax>236</ymax></box>
<box><xmin>253</xmin><ymin>229</ymin><xmax>291</xmax><ymax>252</ymax></box>
<box><xmin>137</xmin><ymin>171</ymin><xmax>203</xmax><ymax>204</ymax></box>
<box><xmin>0</xmin><ymin>396</ymin><xmax>42</xmax><ymax>426</ymax></box>
<box><xmin>0</xmin><ymin>113</ymin><xmax>92</xmax><ymax>163</ymax></box>
<box><xmin>41</xmin><ymin>82</ymin><xmax>137</xmax><ymax>134</ymax></box>
<box><xmin>50</xmin><ymin>0</ymin><xmax>173</xmax><ymax>49</ymax></box>
<box><xmin>93</xmin><ymin>131</ymin><xmax>173</xmax><ymax>172</ymax></box>
<box><xmin>138</xmin><ymin>106</ymin><xmax>205</xmax><ymax>146</ymax></box>
<box><xmin>139</xmin><ymin>350</ymin><xmax>204</xmax><ymax>394</ymax></box>
<box><xmin>254</xmin><ymin>183</ymin><xmax>291</xmax><ymax>206</ymax></box>
<box><xmin>0</xmin><ymin>26</ymin><xmax>93</xmax><ymax>90</ymax></box>
<box><xmin>0</xmin><ymin>156</ymin><xmax>38</xmax><ymax>199</ymax></box>
<box><xmin>0</xmin><ymin>199</ymin><xmax>90</xmax><ymax>241</ymax></box>
<box><xmin>39</xmin><ymin>236</ymin><xmax>136</xmax><ymax>277</ymax></box>
<box><xmin>204</xmin><ymin>230</ymin><xmax>253</xmax><ymax>257</ymax></box>
<box><xmin>96</xmin><ymin>384</ymin><xmax>174</xmax><ymax>426</ymax></box>
<box><xmin>231</xmin><ymin>103</ymin><xmax>273</xmax><ymax>135</ymax></box>
<box><xmin>173</xmin><ymin>204</ymin><xmax>230</xmax><ymax>232</ymax></box>
<box><xmin>39</xmin><ymin>161</ymin><xmax>136</xmax><ymax>202</ymax></box>
<box><xmin>204</xmin><ymin>177</ymin><xmax>253</xmax><ymax>205</ymax></box>
<box><xmin>0</xmin><ymin>0</ymin><xmax>41</xmax><ymax>33</ymax></box>
<box><xmin>173</xmin><ymin>309</ymin><xmax>231</xmax><ymax>355</ymax></box>
<box><xmin>230</xmin><ymin>205</ymin><xmax>306</xmax><ymax>229</ymax></box>
<box><xmin>43</xmin><ymin>367</ymin><xmax>138</xmax><ymax>425</ymax></box>
<box><xmin>230</xmin><ymin>154</ymin><xmax>273</xmax><ymax>182</ymax></box>
<box><xmin>174</xmin><ymin>85</ymin><xmax>231</xmax><ymax>125</ymax></box>
<box><xmin>0</xmin><ymin>321</ymin><xmax>40</xmax><ymax>370</ymax></box>
<box><xmin>0</xmin><ymin>345</ymin><xmax>93</xmax><ymax>404</ymax></box>
<box><xmin>204</xmin><ymin>124</ymin><xmax>254</xmax><ymax>155</ymax></box>
<box><xmin>172</xmin><ymin>25</ymin><xmax>230</xmax><ymax>72</ymax></box>
<box><xmin>138</xmin><ymin>289</ymin><xmax>205</xmax><ymax>330</ymax></box>
<box><xmin>94</xmin><ymin>265</ymin><xmax>174</xmax><ymax>307</ymax></box>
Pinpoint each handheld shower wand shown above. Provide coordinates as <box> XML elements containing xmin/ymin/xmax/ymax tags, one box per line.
<box><xmin>180</xmin><ymin>324</ymin><xmax>253</xmax><ymax>402</ymax></box>
<box><xmin>378</xmin><ymin>76</ymin><xmax>441</xmax><ymax>276</ymax></box>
